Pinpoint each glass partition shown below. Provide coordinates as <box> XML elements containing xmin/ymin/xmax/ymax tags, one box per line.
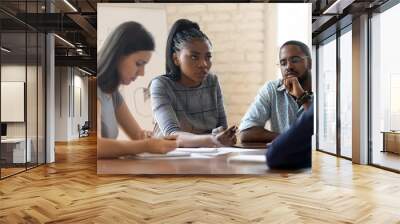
<box><xmin>1</xmin><ymin>31</ymin><xmax>28</xmax><ymax>178</ymax></box>
<box><xmin>370</xmin><ymin>3</ymin><xmax>400</xmax><ymax>171</ymax></box>
<box><xmin>317</xmin><ymin>36</ymin><xmax>337</xmax><ymax>155</ymax></box>
<box><xmin>0</xmin><ymin>1</ymin><xmax>46</xmax><ymax>179</ymax></box>
<box><xmin>339</xmin><ymin>28</ymin><xmax>352</xmax><ymax>158</ymax></box>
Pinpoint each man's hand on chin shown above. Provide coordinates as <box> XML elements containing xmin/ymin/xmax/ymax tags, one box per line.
<box><xmin>283</xmin><ymin>75</ymin><xmax>305</xmax><ymax>98</ymax></box>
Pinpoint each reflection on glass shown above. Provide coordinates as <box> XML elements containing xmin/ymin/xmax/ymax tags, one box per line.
<box><xmin>0</xmin><ymin>1</ymin><xmax>46</xmax><ymax>179</ymax></box>
<box><xmin>318</xmin><ymin>37</ymin><xmax>337</xmax><ymax>154</ymax></box>
<box><xmin>1</xmin><ymin>31</ymin><xmax>27</xmax><ymax>177</ymax></box>
<box><xmin>24</xmin><ymin>0</ymin><xmax>40</xmax><ymax>170</ymax></box>
<box><xmin>340</xmin><ymin>29</ymin><xmax>352</xmax><ymax>158</ymax></box>
<box><xmin>38</xmin><ymin>33</ymin><xmax>46</xmax><ymax>165</ymax></box>
<box><xmin>371</xmin><ymin>3</ymin><xmax>400</xmax><ymax>171</ymax></box>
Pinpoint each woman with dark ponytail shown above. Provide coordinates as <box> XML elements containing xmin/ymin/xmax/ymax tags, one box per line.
<box><xmin>97</xmin><ymin>21</ymin><xmax>177</xmax><ymax>158</ymax></box>
<box><xmin>150</xmin><ymin>19</ymin><xmax>237</xmax><ymax>148</ymax></box>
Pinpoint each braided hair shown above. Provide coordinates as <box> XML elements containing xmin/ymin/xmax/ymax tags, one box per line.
<box><xmin>165</xmin><ymin>19</ymin><xmax>212</xmax><ymax>81</ymax></box>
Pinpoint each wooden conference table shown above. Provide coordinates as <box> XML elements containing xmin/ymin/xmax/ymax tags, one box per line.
<box><xmin>97</xmin><ymin>143</ymin><xmax>309</xmax><ymax>175</ymax></box>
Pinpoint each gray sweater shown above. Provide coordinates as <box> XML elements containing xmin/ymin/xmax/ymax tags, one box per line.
<box><xmin>150</xmin><ymin>74</ymin><xmax>227</xmax><ymax>137</ymax></box>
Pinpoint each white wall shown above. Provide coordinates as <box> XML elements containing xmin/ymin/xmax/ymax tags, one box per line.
<box><xmin>276</xmin><ymin>3</ymin><xmax>312</xmax><ymax>79</ymax></box>
<box><xmin>1</xmin><ymin>82</ymin><xmax>25</xmax><ymax>122</ymax></box>
<box><xmin>1</xmin><ymin>65</ymin><xmax>28</xmax><ymax>137</ymax></box>
<box><xmin>54</xmin><ymin>67</ymin><xmax>89</xmax><ymax>141</ymax></box>
<box><xmin>55</xmin><ymin>67</ymin><xmax>68</xmax><ymax>141</ymax></box>
<box><xmin>277</xmin><ymin>4</ymin><xmax>311</xmax><ymax>46</ymax></box>
<box><xmin>72</xmin><ymin>74</ymin><xmax>89</xmax><ymax>138</ymax></box>
<box><xmin>1</xmin><ymin>65</ymin><xmax>26</xmax><ymax>81</ymax></box>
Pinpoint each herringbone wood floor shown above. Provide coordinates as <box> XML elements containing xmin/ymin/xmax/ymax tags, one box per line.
<box><xmin>1</xmin><ymin>135</ymin><xmax>399</xmax><ymax>224</ymax></box>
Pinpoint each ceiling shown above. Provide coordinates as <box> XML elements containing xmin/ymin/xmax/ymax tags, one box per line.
<box><xmin>0</xmin><ymin>0</ymin><xmax>391</xmax><ymax>76</ymax></box>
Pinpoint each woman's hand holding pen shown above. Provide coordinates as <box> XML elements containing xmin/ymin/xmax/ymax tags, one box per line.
<box><xmin>212</xmin><ymin>125</ymin><xmax>238</xmax><ymax>147</ymax></box>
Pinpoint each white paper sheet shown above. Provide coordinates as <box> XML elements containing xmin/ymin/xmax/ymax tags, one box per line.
<box><xmin>218</xmin><ymin>147</ymin><xmax>260</xmax><ymax>153</ymax></box>
<box><xmin>136</xmin><ymin>151</ymin><xmax>191</xmax><ymax>158</ymax></box>
<box><xmin>119</xmin><ymin>147</ymin><xmax>263</xmax><ymax>160</ymax></box>
<box><xmin>175</xmin><ymin>148</ymin><xmax>219</xmax><ymax>153</ymax></box>
<box><xmin>228</xmin><ymin>155</ymin><xmax>266</xmax><ymax>163</ymax></box>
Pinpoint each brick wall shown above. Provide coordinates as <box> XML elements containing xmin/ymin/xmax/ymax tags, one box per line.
<box><xmin>165</xmin><ymin>3</ymin><xmax>279</xmax><ymax>126</ymax></box>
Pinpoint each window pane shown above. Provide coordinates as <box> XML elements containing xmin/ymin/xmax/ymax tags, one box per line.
<box><xmin>371</xmin><ymin>3</ymin><xmax>400</xmax><ymax>171</ymax></box>
<box><xmin>340</xmin><ymin>29</ymin><xmax>352</xmax><ymax>158</ymax></box>
<box><xmin>318</xmin><ymin>37</ymin><xmax>337</xmax><ymax>154</ymax></box>
<box><xmin>312</xmin><ymin>45</ymin><xmax>317</xmax><ymax>150</ymax></box>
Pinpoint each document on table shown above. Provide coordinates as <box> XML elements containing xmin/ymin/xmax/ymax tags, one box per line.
<box><xmin>175</xmin><ymin>148</ymin><xmax>219</xmax><ymax>153</ymax></box>
<box><xmin>136</xmin><ymin>151</ymin><xmax>191</xmax><ymax>158</ymax></box>
<box><xmin>218</xmin><ymin>147</ymin><xmax>260</xmax><ymax>153</ymax></box>
<box><xmin>119</xmin><ymin>147</ymin><xmax>261</xmax><ymax>159</ymax></box>
<box><xmin>135</xmin><ymin>148</ymin><xmax>227</xmax><ymax>159</ymax></box>
<box><xmin>228</xmin><ymin>155</ymin><xmax>266</xmax><ymax>163</ymax></box>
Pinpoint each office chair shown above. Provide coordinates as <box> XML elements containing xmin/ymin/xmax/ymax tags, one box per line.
<box><xmin>78</xmin><ymin>121</ymin><xmax>90</xmax><ymax>138</ymax></box>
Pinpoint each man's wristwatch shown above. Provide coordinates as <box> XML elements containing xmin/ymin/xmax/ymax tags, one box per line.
<box><xmin>296</xmin><ymin>91</ymin><xmax>313</xmax><ymax>106</ymax></box>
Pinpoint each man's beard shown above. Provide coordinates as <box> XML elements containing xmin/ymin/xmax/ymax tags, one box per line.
<box><xmin>298</xmin><ymin>71</ymin><xmax>311</xmax><ymax>86</ymax></box>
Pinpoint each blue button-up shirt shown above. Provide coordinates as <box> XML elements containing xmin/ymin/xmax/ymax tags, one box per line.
<box><xmin>239</xmin><ymin>79</ymin><xmax>305</xmax><ymax>134</ymax></box>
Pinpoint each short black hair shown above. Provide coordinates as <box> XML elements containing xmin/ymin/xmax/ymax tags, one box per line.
<box><xmin>165</xmin><ymin>19</ymin><xmax>211</xmax><ymax>81</ymax></box>
<box><xmin>280</xmin><ymin>40</ymin><xmax>311</xmax><ymax>59</ymax></box>
<box><xmin>97</xmin><ymin>21</ymin><xmax>155</xmax><ymax>93</ymax></box>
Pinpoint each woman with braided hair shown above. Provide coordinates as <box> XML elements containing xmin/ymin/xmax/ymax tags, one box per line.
<box><xmin>150</xmin><ymin>19</ymin><xmax>237</xmax><ymax>148</ymax></box>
